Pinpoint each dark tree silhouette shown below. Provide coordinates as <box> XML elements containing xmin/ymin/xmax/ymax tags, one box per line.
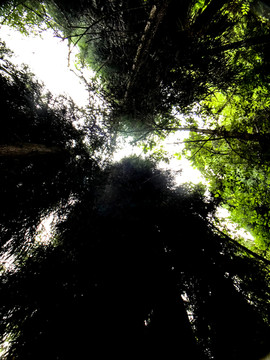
<box><xmin>1</xmin><ymin>158</ymin><xmax>269</xmax><ymax>359</ymax></box>
<box><xmin>0</xmin><ymin>42</ymin><xmax>110</xmax><ymax>255</ymax></box>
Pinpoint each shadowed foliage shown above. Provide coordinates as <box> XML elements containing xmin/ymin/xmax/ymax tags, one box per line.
<box><xmin>0</xmin><ymin>158</ymin><xmax>269</xmax><ymax>359</ymax></box>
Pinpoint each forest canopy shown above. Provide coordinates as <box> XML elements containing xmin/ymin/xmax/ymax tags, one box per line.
<box><xmin>2</xmin><ymin>0</ymin><xmax>270</xmax><ymax>256</ymax></box>
<box><xmin>1</xmin><ymin>1</ymin><xmax>270</xmax><ymax>359</ymax></box>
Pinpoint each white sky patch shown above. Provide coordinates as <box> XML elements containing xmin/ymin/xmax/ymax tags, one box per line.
<box><xmin>113</xmin><ymin>133</ymin><xmax>204</xmax><ymax>184</ymax></box>
<box><xmin>113</xmin><ymin>136</ymin><xmax>144</xmax><ymax>162</ymax></box>
<box><xmin>158</xmin><ymin>130</ymin><xmax>206</xmax><ymax>185</ymax></box>
<box><xmin>0</xmin><ymin>25</ymin><xmax>90</xmax><ymax>107</ymax></box>
<box><xmin>0</xmin><ymin>247</ymin><xmax>16</xmax><ymax>273</ymax></box>
<box><xmin>0</xmin><ymin>213</ymin><xmax>55</xmax><ymax>273</ymax></box>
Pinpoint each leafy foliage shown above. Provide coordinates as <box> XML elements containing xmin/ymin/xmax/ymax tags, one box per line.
<box><xmin>0</xmin><ymin>0</ymin><xmax>59</xmax><ymax>36</ymax></box>
<box><xmin>185</xmin><ymin>128</ymin><xmax>270</xmax><ymax>257</ymax></box>
<box><xmin>182</xmin><ymin>25</ymin><xmax>270</xmax><ymax>257</ymax></box>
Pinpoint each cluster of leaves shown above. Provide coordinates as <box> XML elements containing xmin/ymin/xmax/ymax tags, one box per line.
<box><xmin>0</xmin><ymin>0</ymin><xmax>59</xmax><ymax>36</ymax></box>
<box><xmin>183</xmin><ymin>32</ymin><xmax>270</xmax><ymax>256</ymax></box>
<box><xmin>186</xmin><ymin>131</ymin><xmax>270</xmax><ymax>256</ymax></box>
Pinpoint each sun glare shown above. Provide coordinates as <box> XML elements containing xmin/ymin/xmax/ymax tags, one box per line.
<box><xmin>0</xmin><ymin>25</ymin><xmax>90</xmax><ymax>107</ymax></box>
<box><xmin>158</xmin><ymin>131</ymin><xmax>206</xmax><ymax>185</ymax></box>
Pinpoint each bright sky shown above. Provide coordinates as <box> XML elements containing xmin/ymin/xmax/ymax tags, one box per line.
<box><xmin>0</xmin><ymin>25</ymin><xmax>90</xmax><ymax>107</ymax></box>
<box><xmin>113</xmin><ymin>131</ymin><xmax>205</xmax><ymax>185</ymax></box>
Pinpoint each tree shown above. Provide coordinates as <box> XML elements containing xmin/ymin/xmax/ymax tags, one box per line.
<box><xmin>0</xmin><ymin>157</ymin><xmax>269</xmax><ymax>359</ymax></box>
<box><xmin>0</xmin><ymin>41</ymin><xmax>111</xmax><ymax>256</ymax></box>
<box><xmin>131</xmin><ymin>1</ymin><xmax>270</xmax><ymax>257</ymax></box>
<box><xmin>180</xmin><ymin>68</ymin><xmax>270</xmax><ymax>257</ymax></box>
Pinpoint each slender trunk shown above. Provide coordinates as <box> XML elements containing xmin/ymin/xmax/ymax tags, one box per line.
<box><xmin>0</xmin><ymin>143</ymin><xmax>65</xmax><ymax>157</ymax></box>
<box><xmin>124</xmin><ymin>0</ymin><xmax>170</xmax><ymax>100</ymax></box>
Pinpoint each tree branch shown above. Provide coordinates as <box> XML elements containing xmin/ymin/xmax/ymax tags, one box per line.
<box><xmin>208</xmin><ymin>34</ymin><xmax>270</xmax><ymax>55</ymax></box>
<box><xmin>169</xmin><ymin>137</ymin><xmax>228</xmax><ymax>144</ymax></box>
<box><xmin>211</xmin><ymin>223</ymin><xmax>270</xmax><ymax>266</ymax></box>
<box><xmin>188</xmin><ymin>135</ymin><xmax>215</xmax><ymax>161</ymax></box>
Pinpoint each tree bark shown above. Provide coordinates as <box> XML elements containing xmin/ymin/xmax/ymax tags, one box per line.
<box><xmin>0</xmin><ymin>143</ymin><xmax>65</xmax><ymax>157</ymax></box>
<box><xmin>124</xmin><ymin>0</ymin><xmax>171</xmax><ymax>100</ymax></box>
<box><xmin>161</xmin><ymin>126</ymin><xmax>267</xmax><ymax>141</ymax></box>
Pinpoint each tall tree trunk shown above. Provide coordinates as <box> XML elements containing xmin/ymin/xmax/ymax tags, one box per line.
<box><xmin>0</xmin><ymin>143</ymin><xmax>65</xmax><ymax>157</ymax></box>
<box><xmin>124</xmin><ymin>0</ymin><xmax>171</xmax><ymax>100</ymax></box>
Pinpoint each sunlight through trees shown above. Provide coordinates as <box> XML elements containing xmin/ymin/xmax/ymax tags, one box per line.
<box><xmin>1</xmin><ymin>1</ymin><xmax>270</xmax><ymax>359</ymax></box>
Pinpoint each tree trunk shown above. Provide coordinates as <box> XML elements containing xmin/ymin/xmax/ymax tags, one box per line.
<box><xmin>124</xmin><ymin>0</ymin><xmax>170</xmax><ymax>100</ymax></box>
<box><xmin>163</xmin><ymin>126</ymin><xmax>266</xmax><ymax>141</ymax></box>
<box><xmin>0</xmin><ymin>143</ymin><xmax>65</xmax><ymax>157</ymax></box>
<box><xmin>208</xmin><ymin>34</ymin><xmax>270</xmax><ymax>55</ymax></box>
<box><xmin>192</xmin><ymin>0</ymin><xmax>230</xmax><ymax>33</ymax></box>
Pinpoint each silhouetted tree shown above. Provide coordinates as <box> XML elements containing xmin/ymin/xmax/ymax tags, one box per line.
<box><xmin>1</xmin><ymin>157</ymin><xmax>269</xmax><ymax>359</ymax></box>
<box><xmin>0</xmin><ymin>42</ymin><xmax>110</xmax><ymax>255</ymax></box>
